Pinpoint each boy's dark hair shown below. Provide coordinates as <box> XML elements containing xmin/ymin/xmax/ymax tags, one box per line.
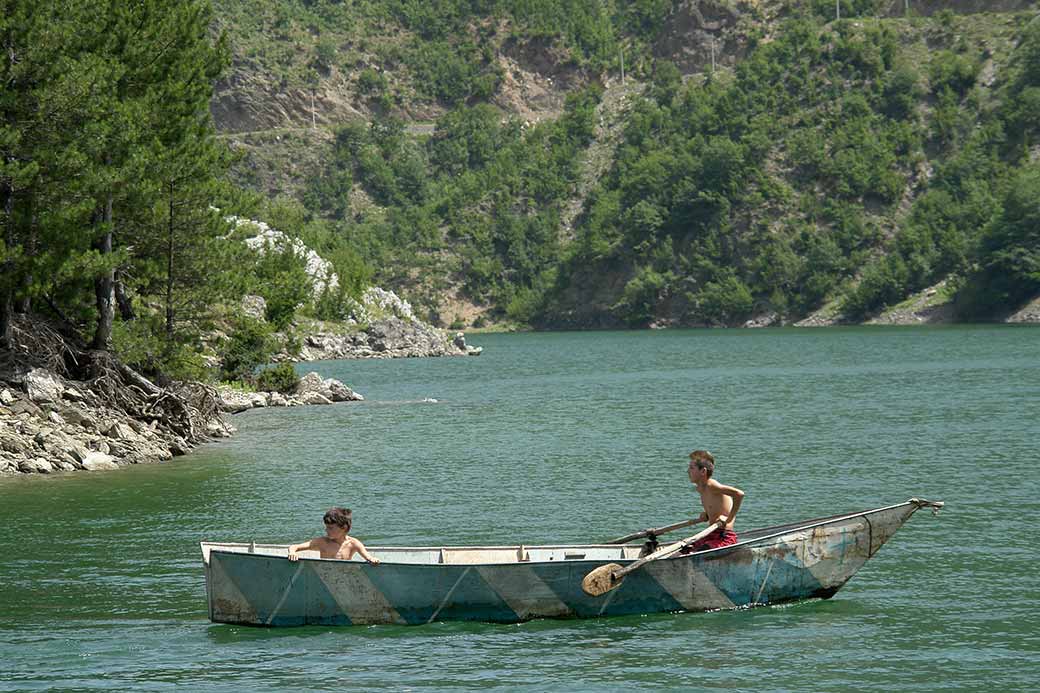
<box><xmin>689</xmin><ymin>450</ymin><xmax>715</xmax><ymax>478</ymax></box>
<box><xmin>323</xmin><ymin>507</ymin><xmax>353</xmax><ymax>530</ymax></box>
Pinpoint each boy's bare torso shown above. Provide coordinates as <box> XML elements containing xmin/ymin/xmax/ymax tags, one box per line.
<box><xmin>699</xmin><ymin>479</ymin><xmax>737</xmax><ymax>530</ymax></box>
<box><xmin>311</xmin><ymin>535</ymin><xmax>364</xmax><ymax>560</ymax></box>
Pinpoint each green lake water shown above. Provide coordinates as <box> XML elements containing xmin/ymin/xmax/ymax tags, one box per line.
<box><xmin>1</xmin><ymin>326</ymin><xmax>1038</xmax><ymax>691</ymax></box>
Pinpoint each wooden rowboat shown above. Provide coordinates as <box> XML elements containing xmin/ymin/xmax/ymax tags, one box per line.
<box><xmin>201</xmin><ymin>498</ymin><xmax>943</xmax><ymax>627</ymax></box>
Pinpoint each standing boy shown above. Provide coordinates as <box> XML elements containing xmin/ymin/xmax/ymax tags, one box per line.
<box><xmin>287</xmin><ymin>507</ymin><xmax>380</xmax><ymax>564</ymax></box>
<box><xmin>683</xmin><ymin>449</ymin><xmax>745</xmax><ymax>553</ymax></box>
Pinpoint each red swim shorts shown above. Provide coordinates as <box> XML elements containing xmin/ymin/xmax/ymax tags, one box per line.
<box><xmin>679</xmin><ymin>528</ymin><xmax>738</xmax><ymax>555</ymax></box>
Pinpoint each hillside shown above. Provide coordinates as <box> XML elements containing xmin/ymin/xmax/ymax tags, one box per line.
<box><xmin>210</xmin><ymin>0</ymin><xmax>1040</xmax><ymax>328</ymax></box>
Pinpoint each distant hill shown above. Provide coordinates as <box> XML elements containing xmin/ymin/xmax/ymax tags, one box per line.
<box><xmin>212</xmin><ymin>0</ymin><xmax>1040</xmax><ymax>328</ymax></box>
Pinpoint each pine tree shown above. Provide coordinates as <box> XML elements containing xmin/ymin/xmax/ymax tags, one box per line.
<box><xmin>120</xmin><ymin>0</ymin><xmax>232</xmax><ymax>356</ymax></box>
<box><xmin>0</xmin><ymin>0</ymin><xmax>100</xmax><ymax>347</ymax></box>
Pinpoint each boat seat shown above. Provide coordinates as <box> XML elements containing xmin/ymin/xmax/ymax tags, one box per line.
<box><xmin>439</xmin><ymin>548</ymin><xmax>520</xmax><ymax>564</ymax></box>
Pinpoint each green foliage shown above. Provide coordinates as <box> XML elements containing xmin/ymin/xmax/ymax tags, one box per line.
<box><xmin>304</xmin><ymin>84</ymin><xmax>604</xmax><ymax>313</ymax></box>
<box><xmin>254</xmin><ymin>362</ymin><xmax>300</xmax><ymax>393</ymax></box>
<box><xmin>356</xmin><ymin>68</ymin><xmax>388</xmax><ymax>95</ymax></box>
<box><xmin>213</xmin><ymin>1</ymin><xmax>1039</xmax><ymax>331</ymax></box>
<box><xmin>1002</xmin><ymin>19</ymin><xmax>1040</xmax><ymax>145</ymax></box>
<box><xmin>0</xmin><ymin>0</ymin><xmax>233</xmax><ymax>359</ymax></box>
<box><xmin>958</xmin><ymin>164</ymin><xmax>1040</xmax><ymax>316</ymax></box>
<box><xmin>881</xmin><ymin>63</ymin><xmax>923</xmax><ymax>120</ymax></box>
<box><xmin>405</xmin><ymin>40</ymin><xmax>501</xmax><ymax>105</ymax></box>
<box><xmin>217</xmin><ymin>3</ymin><xmax>1040</xmax><ymax>331</ymax></box>
<box><xmin>251</xmin><ymin>241</ymin><xmax>314</xmax><ymax>329</ymax></box>
<box><xmin>694</xmin><ymin>274</ymin><xmax>754</xmax><ymax>326</ymax></box>
<box><xmin>841</xmin><ymin>255</ymin><xmax>910</xmax><ymax>319</ymax></box>
<box><xmin>314</xmin><ymin>36</ymin><xmax>337</xmax><ymax>73</ymax></box>
<box><xmin>219</xmin><ymin>316</ymin><xmax>276</xmax><ymax>382</ymax></box>
<box><xmin>616</xmin><ymin>266</ymin><xmax>669</xmax><ymax>326</ymax></box>
<box><xmin>810</xmin><ymin>0</ymin><xmax>885</xmax><ymax>20</ymax></box>
<box><xmin>542</xmin><ymin>14</ymin><xmax>932</xmax><ymax>326</ymax></box>
<box><xmin>928</xmin><ymin>50</ymin><xmax>980</xmax><ymax>97</ymax></box>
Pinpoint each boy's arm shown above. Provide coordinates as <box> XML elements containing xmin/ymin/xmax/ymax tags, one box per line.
<box><xmin>716</xmin><ymin>484</ymin><xmax>745</xmax><ymax>528</ymax></box>
<box><xmin>287</xmin><ymin>538</ymin><xmax>315</xmax><ymax>561</ymax></box>
<box><xmin>352</xmin><ymin>539</ymin><xmax>380</xmax><ymax>565</ymax></box>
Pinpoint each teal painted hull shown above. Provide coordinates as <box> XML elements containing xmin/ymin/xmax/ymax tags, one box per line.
<box><xmin>202</xmin><ymin>499</ymin><xmax>941</xmax><ymax>627</ymax></box>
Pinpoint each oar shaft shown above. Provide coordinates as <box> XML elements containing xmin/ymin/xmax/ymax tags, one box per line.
<box><xmin>613</xmin><ymin>521</ymin><xmax>725</xmax><ymax>580</ymax></box>
<box><xmin>607</xmin><ymin>518</ymin><xmax>699</xmax><ymax>545</ymax></box>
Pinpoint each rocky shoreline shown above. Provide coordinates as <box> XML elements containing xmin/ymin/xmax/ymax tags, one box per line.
<box><xmin>0</xmin><ymin>298</ymin><xmax>482</xmax><ymax>477</ymax></box>
<box><xmin>291</xmin><ymin>317</ymin><xmax>482</xmax><ymax>361</ymax></box>
<box><xmin>0</xmin><ymin>365</ymin><xmax>368</xmax><ymax>477</ymax></box>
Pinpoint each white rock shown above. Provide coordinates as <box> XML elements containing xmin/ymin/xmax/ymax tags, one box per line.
<box><xmin>67</xmin><ymin>442</ymin><xmax>93</xmax><ymax>464</ymax></box>
<box><xmin>300</xmin><ymin>391</ymin><xmax>333</xmax><ymax>405</ymax></box>
<box><xmin>240</xmin><ymin>294</ymin><xmax>267</xmax><ymax>321</ymax></box>
<box><xmin>62</xmin><ymin>387</ymin><xmax>85</xmax><ymax>401</ymax></box>
<box><xmin>81</xmin><ymin>452</ymin><xmax>118</xmax><ymax>471</ymax></box>
<box><xmin>24</xmin><ymin>368</ymin><xmax>65</xmax><ymax>403</ymax></box>
<box><xmin>295</xmin><ymin>372</ymin><xmax>326</xmax><ymax>396</ymax></box>
<box><xmin>104</xmin><ymin>422</ymin><xmax>138</xmax><ymax>441</ymax></box>
<box><xmin>206</xmin><ymin>419</ymin><xmax>236</xmax><ymax>437</ymax></box>
<box><xmin>0</xmin><ymin>435</ymin><xmax>30</xmax><ymax>455</ymax></box>
<box><xmin>0</xmin><ymin>388</ymin><xmax>15</xmax><ymax>405</ymax></box>
<box><xmin>362</xmin><ymin>287</ymin><xmax>417</xmax><ymax>322</ymax></box>
<box><xmin>19</xmin><ymin>459</ymin><xmax>47</xmax><ymax>474</ymax></box>
<box><xmin>217</xmin><ymin>388</ymin><xmax>256</xmax><ymax>414</ymax></box>
<box><xmin>325</xmin><ymin>379</ymin><xmax>362</xmax><ymax>402</ymax></box>
<box><xmin>169</xmin><ymin>437</ymin><xmax>190</xmax><ymax>456</ymax></box>
<box><xmin>230</xmin><ymin>217</ymin><xmax>339</xmax><ymax>297</ymax></box>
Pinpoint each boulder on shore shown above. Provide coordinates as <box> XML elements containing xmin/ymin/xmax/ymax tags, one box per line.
<box><xmin>25</xmin><ymin>369</ymin><xmax>65</xmax><ymax>403</ymax></box>
<box><xmin>213</xmin><ymin>373</ymin><xmax>363</xmax><ymax>414</ymax></box>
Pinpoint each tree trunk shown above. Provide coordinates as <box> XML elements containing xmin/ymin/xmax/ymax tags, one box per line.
<box><xmin>115</xmin><ymin>270</ymin><xmax>135</xmax><ymax>321</ymax></box>
<box><xmin>0</xmin><ymin>178</ymin><xmax>13</xmax><ymax>350</ymax></box>
<box><xmin>91</xmin><ymin>193</ymin><xmax>115</xmax><ymax>350</ymax></box>
<box><xmin>165</xmin><ymin>181</ymin><xmax>175</xmax><ymax>341</ymax></box>
<box><xmin>16</xmin><ymin>191</ymin><xmax>35</xmax><ymax>314</ymax></box>
<box><xmin>0</xmin><ymin>287</ymin><xmax>11</xmax><ymax>351</ymax></box>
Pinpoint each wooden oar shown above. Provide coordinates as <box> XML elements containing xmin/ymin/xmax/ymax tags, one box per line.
<box><xmin>582</xmin><ymin>521</ymin><xmax>725</xmax><ymax>597</ymax></box>
<box><xmin>606</xmin><ymin>518</ymin><xmax>700</xmax><ymax>545</ymax></box>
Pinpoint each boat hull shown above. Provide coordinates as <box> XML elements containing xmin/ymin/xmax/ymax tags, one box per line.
<box><xmin>203</xmin><ymin>500</ymin><xmax>938</xmax><ymax>627</ymax></box>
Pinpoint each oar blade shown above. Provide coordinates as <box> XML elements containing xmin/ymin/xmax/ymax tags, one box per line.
<box><xmin>582</xmin><ymin>563</ymin><xmax>624</xmax><ymax>597</ymax></box>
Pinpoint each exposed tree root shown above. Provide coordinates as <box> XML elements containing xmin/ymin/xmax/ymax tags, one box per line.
<box><xmin>2</xmin><ymin>315</ymin><xmax>224</xmax><ymax>445</ymax></box>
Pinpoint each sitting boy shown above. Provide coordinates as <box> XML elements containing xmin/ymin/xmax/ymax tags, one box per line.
<box><xmin>287</xmin><ymin>507</ymin><xmax>380</xmax><ymax>564</ymax></box>
<box><xmin>681</xmin><ymin>449</ymin><xmax>745</xmax><ymax>553</ymax></box>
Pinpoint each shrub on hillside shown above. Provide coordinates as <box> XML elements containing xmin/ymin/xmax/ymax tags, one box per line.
<box><xmin>251</xmin><ymin>242</ymin><xmax>313</xmax><ymax>330</ymax></box>
<box><xmin>929</xmin><ymin>51</ymin><xmax>980</xmax><ymax>97</ymax></box>
<box><xmin>695</xmin><ymin>275</ymin><xmax>754</xmax><ymax>326</ymax></box>
<box><xmin>957</xmin><ymin>164</ymin><xmax>1040</xmax><ymax>316</ymax></box>
<box><xmin>616</xmin><ymin>266</ymin><xmax>669</xmax><ymax>326</ymax></box>
<box><xmin>219</xmin><ymin>317</ymin><xmax>276</xmax><ymax>383</ymax></box>
<box><xmin>357</xmin><ymin>68</ymin><xmax>387</xmax><ymax>95</ymax></box>
<box><xmin>254</xmin><ymin>362</ymin><xmax>299</xmax><ymax>394</ymax></box>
